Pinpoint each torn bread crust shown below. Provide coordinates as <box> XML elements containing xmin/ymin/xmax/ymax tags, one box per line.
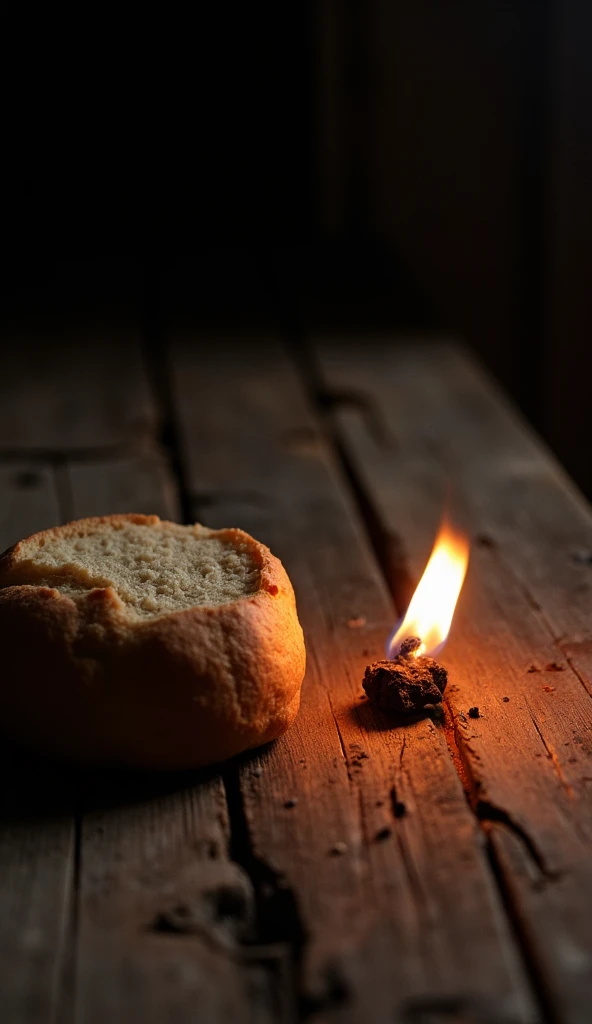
<box><xmin>0</xmin><ymin>514</ymin><xmax>265</xmax><ymax>617</ymax></box>
<box><xmin>0</xmin><ymin>515</ymin><xmax>305</xmax><ymax>770</ymax></box>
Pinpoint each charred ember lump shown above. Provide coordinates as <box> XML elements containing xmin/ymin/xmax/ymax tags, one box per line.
<box><xmin>363</xmin><ymin>636</ymin><xmax>448</xmax><ymax>717</ymax></box>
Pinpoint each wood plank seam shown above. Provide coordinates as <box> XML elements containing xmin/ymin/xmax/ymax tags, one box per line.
<box><xmin>144</xmin><ymin>333</ymin><xmax>307</xmax><ymax>988</ymax></box>
<box><xmin>322</xmin><ymin>396</ymin><xmax>569</xmax><ymax>891</ymax></box>
<box><xmin>140</xmin><ymin>340</ymin><xmax>296</xmax><ymax>1017</ymax></box>
<box><xmin>303</xmin><ymin>349</ymin><xmax>572</xmax><ymax>862</ymax></box>
<box><xmin>478</xmin><ymin>824</ymin><xmax>561</xmax><ymax>1024</ymax></box>
<box><xmin>53</xmin><ymin>339</ymin><xmax>280</xmax><ymax>1021</ymax></box>
<box><xmin>447</xmin><ymin>538</ymin><xmax>592</xmax><ymax>850</ymax></box>
<box><xmin>221</xmin><ymin>768</ymin><xmax>305</xmax><ymax>1013</ymax></box>
<box><xmin>140</xmin><ymin>333</ymin><xmax>195</xmax><ymax>526</ymax></box>
<box><xmin>168</xmin><ymin>334</ymin><xmax>540</xmax><ymax>1022</ymax></box>
<box><xmin>448</xmin><ymin>715</ymin><xmax>558</xmax><ymax>884</ymax></box>
<box><xmin>309</xmin><ymin>336</ymin><xmax>592</xmax><ymax>1023</ymax></box>
<box><xmin>296</xmin><ymin>343</ymin><xmax>559</xmax><ymax>1022</ymax></box>
<box><xmin>143</xmin><ymin>329</ymin><xmax>309</xmax><ymax>1002</ymax></box>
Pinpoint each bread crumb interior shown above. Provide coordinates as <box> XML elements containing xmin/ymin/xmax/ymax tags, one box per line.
<box><xmin>11</xmin><ymin>520</ymin><xmax>260</xmax><ymax>618</ymax></box>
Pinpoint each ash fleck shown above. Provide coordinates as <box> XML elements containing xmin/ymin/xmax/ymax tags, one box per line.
<box><xmin>502</xmin><ymin>696</ymin><xmax>510</xmax><ymax>702</ymax></box>
<box><xmin>393</xmin><ymin>800</ymin><xmax>406</xmax><ymax>819</ymax></box>
<box><xmin>375</xmin><ymin>827</ymin><xmax>392</xmax><ymax>842</ymax></box>
<box><xmin>284</xmin><ymin>798</ymin><xmax>298</xmax><ymax>808</ymax></box>
<box><xmin>468</xmin><ymin>706</ymin><xmax>480</xmax><ymax>719</ymax></box>
<box><xmin>362</xmin><ymin>637</ymin><xmax>447</xmax><ymax>718</ymax></box>
<box><xmin>527</xmin><ymin>665</ymin><xmax>541</xmax><ymax>673</ymax></box>
<box><xmin>330</xmin><ymin>842</ymin><xmax>348</xmax><ymax>857</ymax></box>
<box><xmin>546</xmin><ymin>662</ymin><xmax>565</xmax><ymax>672</ymax></box>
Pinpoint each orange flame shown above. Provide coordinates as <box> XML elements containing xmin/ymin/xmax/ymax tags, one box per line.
<box><xmin>386</xmin><ymin>521</ymin><xmax>470</xmax><ymax>659</ymax></box>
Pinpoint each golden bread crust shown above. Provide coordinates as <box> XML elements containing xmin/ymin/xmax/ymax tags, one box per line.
<box><xmin>0</xmin><ymin>515</ymin><xmax>305</xmax><ymax>769</ymax></box>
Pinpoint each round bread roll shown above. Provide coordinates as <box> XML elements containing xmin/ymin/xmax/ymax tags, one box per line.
<box><xmin>0</xmin><ymin>514</ymin><xmax>306</xmax><ymax>769</ymax></box>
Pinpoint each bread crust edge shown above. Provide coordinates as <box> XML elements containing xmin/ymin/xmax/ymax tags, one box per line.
<box><xmin>0</xmin><ymin>515</ymin><xmax>306</xmax><ymax>769</ymax></box>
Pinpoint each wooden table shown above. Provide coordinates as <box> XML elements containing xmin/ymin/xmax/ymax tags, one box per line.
<box><xmin>1</xmin><ymin>310</ymin><xmax>592</xmax><ymax>1023</ymax></box>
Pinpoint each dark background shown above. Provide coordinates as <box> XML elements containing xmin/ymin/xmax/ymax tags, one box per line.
<box><xmin>2</xmin><ymin>3</ymin><xmax>591</xmax><ymax>494</ymax></box>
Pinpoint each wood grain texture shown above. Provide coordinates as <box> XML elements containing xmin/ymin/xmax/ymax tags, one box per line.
<box><xmin>68</xmin><ymin>458</ymin><xmax>260</xmax><ymax>1023</ymax></box>
<box><xmin>170</xmin><ymin>336</ymin><xmax>537</xmax><ymax>1023</ymax></box>
<box><xmin>0</xmin><ymin>463</ymin><xmax>61</xmax><ymax>551</ymax></box>
<box><xmin>313</xmin><ymin>337</ymin><xmax>592</xmax><ymax>1023</ymax></box>
<box><xmin>0</xmin><ymin>463</ymin><xmax>73</xmax><ymax>1023</ymax></box>
<box><xmin>74</xmin><ymin>771</ymin><xmax>256</xmax><ymax>1024</ymax></box>
<box><xmin>66</xmin><ymin>450</ymin><xmax>178</xmax><ymax>521</ymax></box>
<box><xmin>0</xmin><ymin>332</ymin><xmax>156</xmax><ymax>453</ymax></box>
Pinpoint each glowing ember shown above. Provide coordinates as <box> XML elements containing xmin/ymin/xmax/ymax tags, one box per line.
<box><xmin>386</xmin><ymin>520</ymin><xmax>469</xmax><ymax>659</ymax></box>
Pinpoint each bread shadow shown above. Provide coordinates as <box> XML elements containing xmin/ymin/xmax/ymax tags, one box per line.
<box><xmin>0</xmin><ymin>739</ymin><xmax>230</xmax><ymax>823</ymax></box>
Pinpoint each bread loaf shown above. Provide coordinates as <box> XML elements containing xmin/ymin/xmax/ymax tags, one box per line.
<box><xmin>0</xmin><ymin>514</ymin><xmax>306</xmax><ymax>769</ymax></box>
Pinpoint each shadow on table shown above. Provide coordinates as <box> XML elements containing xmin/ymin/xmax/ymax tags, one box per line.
<box><xmin>0</xmin><ymin>737</ymin><xmax>229</xmax><ymax>822</ymax></box>
<box><xmin>346</xmin><ymin>699</ymin><xmax>443</xmax><ymax>735</ymax></box>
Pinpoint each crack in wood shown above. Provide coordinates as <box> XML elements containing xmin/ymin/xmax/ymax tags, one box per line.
<box><xmin>311</xmin><ymin>379</ymin><xmax>564</xmax><ymax>891</ymax></box>
<box><xmin>445</xmin><ymin>710</ymin><xmax>559</xmax><ymax>886</ymax></box>
<box><xmin>0</xmin><ymin>437</ymin><xmax>161</xmax><ymax>462</ymax></box>
<box><xmin>328</xmin><ymin>425</ymin><xmax>416</xmax><ymax>614</ymax></box>
<box><xmin>299</xmin><ymin>371</ymin><xmax>561</xmax><ymax>1022</ymax></box>
<box><xmin>191</xmin><ymin>490</ymin><xmax>269</xmax><ymax>511</ymax></box>
<box><xmin>400</xmin><ymin>993</ymin><xmax>483</xmax><ymax>1023</ymax></box>
<box><xmin>476</xmin><ymin>803</ymin><xmax>562</xmax><ymax>886</ymax></box>
<box><xmin>390</xmin><ymin>785</ymin><xmax>407</xmax><ymax>820</ymax></box>
<box><xmin>148</xmin><ymin>332</ymin><xmax>345</xmax><ymax>1019</ymax></box>
<box><xmin>562</xmin><ymin>654</ymin><xmax>592</xmax><ymax>700</ymax></box>
<box><xmin>140</xmin><ymin>333</ymin><xmax>194</xmax><ymax>526</ymax></box>
<box><xmin>524</xmin><ymin>700</ymin><xmax>575</xmax><ymax>801</ymax></box>
<box><xmin>222</xmin><ymin>767</ymin><xmax>310</xmax><ymax>1014</ymax></box>
<box><xmin>223</xmin><ymin>761</ymin><xmax>351</xmax><ymax>1019</ymax></box>
<box><xmin>318</xmin><ymin>388</ymin><xmax>397</xmax><ymax>452</ymax></box>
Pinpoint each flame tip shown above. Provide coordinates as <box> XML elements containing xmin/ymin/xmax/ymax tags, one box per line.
<box><xmin>386</xmin><ymin>519</ymin><xmax>469</xmax><ymax>659</ymax></box>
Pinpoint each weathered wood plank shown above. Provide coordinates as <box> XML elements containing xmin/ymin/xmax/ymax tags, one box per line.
<box><xmin>0</xmin><ymin>331</ymin><xmax>156</xmax><ymax>453</ymax></box>
<box><xmin>0</xmin><ymin>464</ymin><xmax>74</xmax><ymax>1024</ymax></box>
<box><xmin>66</xmin><ymin>449</ymin><xmax>178</xmax><ymax>520</ymax></box>
<box><xmin>69</xmin><ymin>459</ymin><xmax>261</xmax><ymax>1023</ymax></box>
<box><xmin>0</xmin><ymin>463</ymin><xmax>61</xmax><ymax>551</ymax></box>
<box><xmin>170</xmin><ymin>336</ymin><xmax>538</xmax><ymax>1023</ymax></box>
<box><xmin>313</xmin><ymin>337</ymin><xmax>592</xmax><ymax>1024</ymax></box>
<box><xmin>74</xmin><ymin>767</ymin><xmax>257</xmax><ymax>1024</ymax></box>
